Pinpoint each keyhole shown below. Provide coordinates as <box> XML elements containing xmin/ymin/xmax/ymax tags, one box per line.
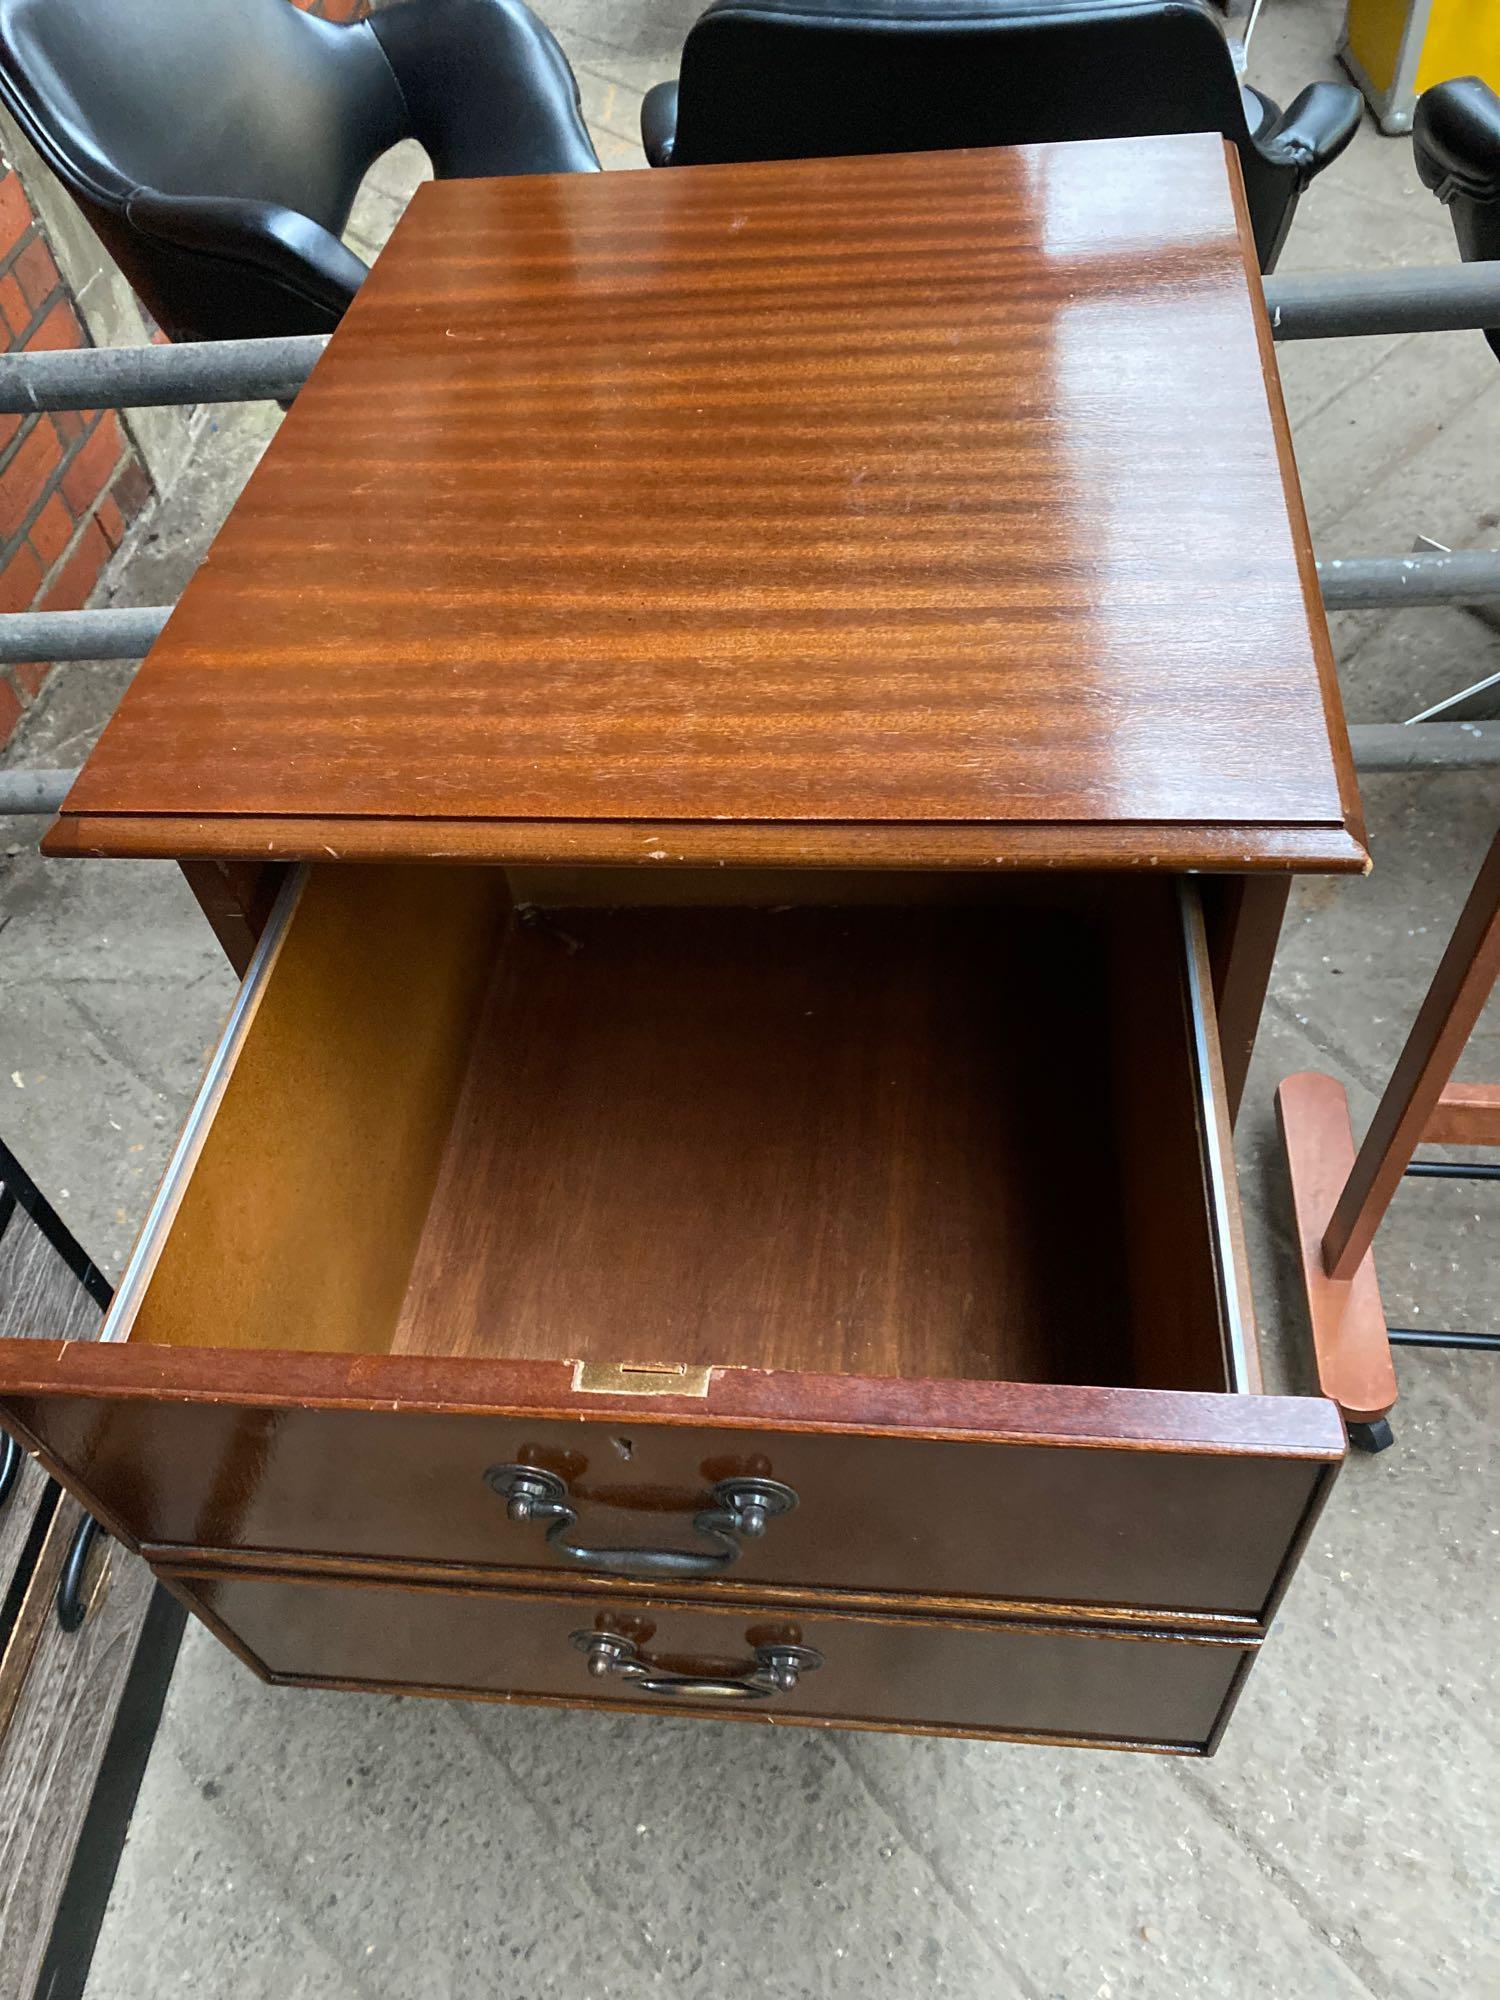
<box><xmin>612</xmin><ymin>1436</ymin><xmax>633</xmax><ymax>1461</ymax></box>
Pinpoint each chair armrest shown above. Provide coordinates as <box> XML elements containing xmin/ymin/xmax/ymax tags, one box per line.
<box><xmin>1240</xmin><ymin>84</ymin><xmax>1277</xmax><ymax>147</ymax></box>
<box><xmin>126</xmin><ymin>192</ymin><xmax>368</xmax><ymax>323</ymax></box>
<box><xmin>1254</xmin><ymin>82</ymin><xmax>1362</xmax><ymax>184</ymax></box>
<box><xmin>641</xmin><ymin>81</ymin><xmax>679</xmax><ymax>166</ymax></box>
<box><xmin>1414</xmin><ymin>78</ymin><xmax>1500</xmax><ymax>204</ymax></box>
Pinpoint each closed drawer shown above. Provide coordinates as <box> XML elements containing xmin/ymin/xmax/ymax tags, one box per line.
<box><xmin>0</xmin><ymin>866</ymin><xmax>1342</xmax><ymax>1628</ymax></box>
<box><xmin>175</xmin><ymin>1567</ymin><xmax>1254</xmax><ymax>1754</ymax></box>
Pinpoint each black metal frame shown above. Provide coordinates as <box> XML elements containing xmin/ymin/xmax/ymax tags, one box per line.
<box><xmin>32</xmin><ymin>1589</ymin><xmax>186</xmax><ymax>2000</ymax></box>
<box><xmin>1383</xmin><ymin>1157</ymin><xmax>1498</xmax><ymax>1353</ymax></box>
<box><xmin>0</xmin><ymin>1142</ymin><xmax>185</xmax><ymax>2000</ymax></box>
<box><xmin>0</xmin><ymin>1137</ymin><xmax>113</xmax><ymax>1312</ymax></box>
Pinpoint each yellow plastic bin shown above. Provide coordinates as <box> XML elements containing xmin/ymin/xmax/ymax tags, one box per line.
<box><xmin>1340</xmin><ymin>0</ymin><xmax>1500</xmax><ymax>133</ymax></box>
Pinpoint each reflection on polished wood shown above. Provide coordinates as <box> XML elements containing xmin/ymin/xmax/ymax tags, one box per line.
<box><xmin>49</xmin><ymin>136</ymin><xmax>1361</xmax><ymax>872</ymax></box>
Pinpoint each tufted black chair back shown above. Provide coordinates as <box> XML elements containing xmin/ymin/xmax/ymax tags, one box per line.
<box><xmin>0</xmin><ymin>0</ymin><xmax>599</xmax><ymax>341</ymax></box>
<box><xmin>641</xmin><ymin>0</ymin><xmax>1361</xmax><ymax>270</ymax></box>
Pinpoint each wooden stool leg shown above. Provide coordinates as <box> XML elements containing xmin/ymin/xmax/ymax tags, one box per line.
<box><xmin>1277</xmin><ymin>827</ymin><xmax>1500</xmax><ymax>1446</ymax></box>
<box><xmin>1277</xmin><ymin>1072</ymin><xmax>1398</xmax><ymax>1441</ymax></box>
<box><xmin>1322</xmin><ymin>830</ymin><xmax>1500</xmax><ymax>1281</ymax></box>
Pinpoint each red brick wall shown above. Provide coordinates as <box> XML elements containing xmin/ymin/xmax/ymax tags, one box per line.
<box><xmin>0</xmin><ymin>165</ymin><xmax>154</xmax><ymax>750</ymax></box>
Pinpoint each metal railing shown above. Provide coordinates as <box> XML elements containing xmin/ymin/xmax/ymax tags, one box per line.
<box><xmin>1318</xmin><ymin>550</ymin><xmax>1500</xmax><ymax>609</ymax></box>
<box><xmin>1</xmin><ymin>547</ymin><xmax>1491</xmax><ymax>676</ymax></box>
<box><xmin>0</xmin><ymin>606</ymin><xmax>169</xmax><ymax>664</ymax></box>
<box><xmin>1</xmin><ymin>263</ymin><xmax>1498</xmax><ymax>815</ymax></box>
<box><xmin>1264</xmin><ymin>263</ymin><xmax>1500</xmax><ymax>342</ymax></box>
<box><xmin>0</xmin><ymin>265</ymin><xmax>1493</xmax><ymax>417</ymax></box>
<box><xmin>0</xmin><ymin>265</ymin><xmax>1491</xmax><ymax>416</ymax></box>
<box><xmin>0</xmin><ymin>334</ymin><xmax>327</xmax><ymax>414</ymax></box>
<box><xmin>3</xmin><ymin>720</ymin><xmax>1495</xmax><ymax>816</ymax></box>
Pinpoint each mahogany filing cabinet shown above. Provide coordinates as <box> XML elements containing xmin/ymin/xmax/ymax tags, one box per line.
<box><xmin>0</xmin><ymin>137</ymin><xmax>1366</xmax><ymax>1754</ymax></box>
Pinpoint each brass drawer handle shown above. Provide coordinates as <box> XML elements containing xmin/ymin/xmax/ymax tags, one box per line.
<box><xmin>571</xmin><ymin>1629</ymin><xmax>822</xmax><ymax>1702</ymax></box>
<box><xmin>485</xmin><ymin>1464</ymin><xmax>797</xmax><ymax>1579</ymax></box>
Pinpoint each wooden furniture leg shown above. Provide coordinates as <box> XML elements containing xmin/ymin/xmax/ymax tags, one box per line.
<box><xmin>178</xmin><ymin>859</ymin><xmax>288</xmax><ymax>975</ymax></box>
<box><xmin>1207</xmin><ymin>874</ymin><xmax>1291</xmax><ymax>1126</ymax></box>
<box><xmin>1278</xmin><ymin>828</ymin><xmax>1500</xmax><ymax>1448</ymax></box>
<box><xmin>1421</xmin><ymin>1083</ymin><xmax>1500</xmax><ymax>1144</ymax></box>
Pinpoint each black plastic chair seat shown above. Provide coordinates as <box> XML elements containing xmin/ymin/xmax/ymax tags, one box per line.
<box><xmin>641</xmin><ymin>0</ymin><xmax>1362</xmax><ymax>270</ymax></box>
<box><xmin>0</xmin><ymin>0</ymin><xmax>599</xmax><ymax>343</ymax></box>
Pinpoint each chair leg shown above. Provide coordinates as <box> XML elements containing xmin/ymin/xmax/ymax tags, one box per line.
<box><xmin>1322</xmin><ymin>830</ymin><xmax>1500</xmax><ymax>1282</ymax></box>
<box><xmin>1278</xmin><ymin>828</ymin><xmax>1500</xmax><ymax>1450</ymax></box>
<box><xmin>1277</xmin><ymin>1071</ymin><xmax>1399</xmax><ymax>1435</ymax></box>
<box><xmin>1347</xmin><ymin>1418</ymin><xmax>1396</xmax><ymax>1454</ymax></box>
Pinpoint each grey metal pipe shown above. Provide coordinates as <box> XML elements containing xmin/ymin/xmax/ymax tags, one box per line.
<box><xmin>1264</xmin><ymin>263</ymin><xmax>1500</xmax><ymax>341</ymax></box>
<box><xmin>1317</xmin><ymin>550</ymin><xmax>1500</xmax><ymax>608</ymax></box>
<box><xmin>0</xmin><ymin>263</ymin><xmax>1487</xmax><ymax>417</ymax></box>
<box><xmin>1348</xmin><ymin>722</ymin><xmax>1499</xmax><ymax>770</ymax></box>
<box><xmin>4</xmin><ymin>562</ymin><xmax>1494</xmax><ymax>675</ymax></box>
<box><xmin>0</xmin><ymin>768</ymin><xmax>73</xmax><ymax>813</ymax></box>
<box><xmin>0</xmin><ymin>606</ymin><xmax>170</xmax><ymax>663</ymax></box>
<box><xmin>0</xmin><ymin>334</ymin><xmax>328</xmax><ymax>414</ymax></box>
<box><xmin>3</xmin><ymin>726</ymin><xmax>1494</xmax><ymax>816</ymax></box>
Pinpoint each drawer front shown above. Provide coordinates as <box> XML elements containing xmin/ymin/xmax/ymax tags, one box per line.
<box><xmin>0</xmin><ymin>1376</ymin><xmax>1337</xmax><ymax>1622</ymax></box>
<box><xmin>176</xmin><ymin>1569</ymin><xmax>1252</xmax><ymax>1752</ymax></box>
<box><xmin>0</xmin><ymin>866</ymin><xmax>1342</xmax><ymax>1627</ymax></box>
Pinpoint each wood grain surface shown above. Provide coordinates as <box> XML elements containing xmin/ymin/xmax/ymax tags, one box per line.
<box><xmin>51</xmin><ymin>138</ymin><xmax>1361</xmax><ymax>870</ymax></box>
<box><xmin>44</xmin><ymin>813</ymin><xmax>1370</xmax><ymax>872</ymax></box>
<box><xmin>0</xmin><ymin>1360</ymin><xmax>1340</xmax><ymax>1617</ymax></box>
<box><xmin>117</xmin><ymin>866</ymin><xmax>506</xmax><ymax>1363</ymax></box>
<box><xmin>1423</xmin><ymin>1082</ymin><xmax>1500</xmax><ymax>1145</ymax></box>
<box><xmin>0</xmin><ymin>1187</ymin><xmax>104</xmax><ymax>1345</ymax></box>
<box><xmin>0</xmin><ymin>1337</ymin><xmax>1346</xmax><ymax>1450</ymax></box>
<box><xmin>92</xmin><ymin>862</ymin><xmax>1233</xmax><ymax>1392</ymax></box>
<box><xmin>394</xmin><ymin>893</ymin><xmax>1198</xmax><ymax>1385</ymax></box>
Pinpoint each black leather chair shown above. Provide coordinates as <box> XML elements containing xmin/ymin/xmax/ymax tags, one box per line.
<box><xmin>0</xmin><ymin>0</ymin><xmax>599</xmax><ymax>343</ymax></box>
<box><xmin>1414</xmin><ymin>76</ymin><xmax>1500</xmax><ymax>361</ymax></box>
<box><xmin>640</xmin><ymin>0</ymin><xmax>1361</xmax><ymax>270</ymax></box>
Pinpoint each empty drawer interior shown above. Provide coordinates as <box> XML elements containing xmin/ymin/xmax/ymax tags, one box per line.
<box><xmin>109</xmin><ymin>865</ymin><xmax>1247</xmax><ymax>1396</ymax></box>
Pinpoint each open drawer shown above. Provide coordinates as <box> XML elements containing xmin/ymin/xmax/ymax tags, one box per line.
<box><xmin>0</xmin><ymin>866</ymin><xmax>1342</xmax><ymax>1627</ymax></box>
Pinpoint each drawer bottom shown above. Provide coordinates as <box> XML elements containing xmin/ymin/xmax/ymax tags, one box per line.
<box><xmin>169</xmin><ymin>1570</ymin><xmax>1254</xmax><ymax>1754</ymax></box>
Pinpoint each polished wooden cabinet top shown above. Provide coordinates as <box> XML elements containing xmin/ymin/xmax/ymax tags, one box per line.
<box><xmin>50</xmin><ymin>137</ymin><xmax>1364</xmax><ymax>871</ymax></box>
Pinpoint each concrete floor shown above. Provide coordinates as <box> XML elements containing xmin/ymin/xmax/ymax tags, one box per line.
<box><xmin>1</xmin><ymin>0</ymin><xmax>1497</xmax><ymax>1994</ymax></box>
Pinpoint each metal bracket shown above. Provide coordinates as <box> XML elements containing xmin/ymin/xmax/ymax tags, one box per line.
<box><xmin>571</xmin><ymin>1359</ymin><xmax>713</xmax><ymax>1397</ymax></box>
